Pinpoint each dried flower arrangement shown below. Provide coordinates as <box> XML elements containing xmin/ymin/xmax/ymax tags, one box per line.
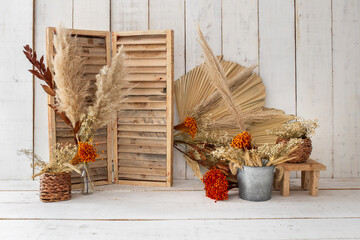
<box><xmin>266</xmin><ymin>118</ymin><xmax>319</xmax><ymax>139</ymax></box>
<box><xmin>173</xmin><ymin>26</ymin><xmax>297</xmax><ymax>200</ymax></box>
<box><xmin>212</xmin><ymin>136</ymin><xmax>300</xmax><ymax>175</ymax></box>
<box><xmin>267</xmin><ymin>118</ymin><xmax>319</xmax><ymax>163</ymax></box>
<box><xmin>19</xmin><ymin>144</ymin><xmax>80</xmax><ymax>178</ymax></box>
<box><xmin>23</xmin><ymin>26</ymin><xmax>129</xmax><ymax>196</ymax></box>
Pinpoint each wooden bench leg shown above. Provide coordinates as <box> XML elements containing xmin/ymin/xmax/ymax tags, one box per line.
<box><xmin>301</xmin><ymin>171</ymin><xmax>310</xmax><ymax>190</ymax></box>
<box><xmin>309</xmin><ymin>170</ymin><xmax>320</xmax><ymax>197</ymax></box>
<box><xmin>280</xmin><ymin>171</ymin><xmax>290</xmax><ymax>197</ymax></box>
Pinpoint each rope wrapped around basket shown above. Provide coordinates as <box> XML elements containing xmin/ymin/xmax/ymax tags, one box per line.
<box><xmin>40</xmin><ymin>172</ymin><xmax>71</xmax><ymax>202</ymax></box>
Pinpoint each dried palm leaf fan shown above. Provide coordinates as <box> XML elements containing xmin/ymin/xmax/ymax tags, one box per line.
<box><xmin>175</xmin><ymin>26</ymin><xmax>293</xmax><ymax>146</ymax></box>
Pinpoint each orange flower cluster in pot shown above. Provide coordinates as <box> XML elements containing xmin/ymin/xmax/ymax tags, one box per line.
<box><xmin>71</xmin><ymin>140</ymin><xmax>99</xmax><ymax>165</ymax></box>
<box><xmin>202</xmin><ymin>168</ymin><xmax>229</xmax><ymax>201</ymax></box>
<box><xmin>174</xmin><ymin>116</ymin><xmax>198</xmax><ymax>139</ymax></box>
<box><xmin>231</xmin><ymin>131</ymin><xmax>252</xmax><ymax>150</ymax></box>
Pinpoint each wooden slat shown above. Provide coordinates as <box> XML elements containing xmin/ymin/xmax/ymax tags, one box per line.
<box><xmin>117</xmin><ymin>36</ymin><xmax>166</xmax><ymax>45</ymax></box>
<box><xmin>119</xmin><ymin>166</ymin><xmax>167</xmax><ymax>176</ymax></box>
<box><xmin>117</xmin><ymin>180</ymin><xmax>167</xmax><ymax>186</ymax></box>
<box><xmin>125</xmin><ymin>51</ymin><xmax>167</xmax><ymax>59</ymax></box>
<box><xmin>165</xmin><ymin>30</ymin><xmax>174</xmax><ymax>186</ymax></box>
<box><xmin>118</xmin><ymin>145</ymin><xmax>167</xmax><ymax>154</ymax></box>
<box><xmin>118</xmin><ymin>110</ymin><xmax>166</xmax><ymax>118</ymax></box>
<box><xmin>121</xmin><ymin>102</ymin><xmax>167</xmax><ymax>110</ymax></box>
<box><xmin>79</xmin><ymin>47</ymin><xmax>106</xmax><ymax>55</ymax></box>
<box><xmin>128</xmin><ymin>66</ymin><xmax>167</xmax><ymax>74</ymax></box>
<box><xmin>76</xmin><ymin>36</ymin><xmax>106</xmax><ymax>46</ymax></box>
<box><xmin>118</xmin><ymin>138</ymin><xmax>167</xmax><ymax>147</ymax></box>
<box><xmin>118</xmin><ymin>174</ymin><xmax>167</xmax><ymax>182</ymax></box>
<box><xmin>123</xmin><ymin>95</ymin><xmax>166</xmax><ymax>102</ymax></box>
<box><xmin>121</xmin><ymin>44</ymin><xmax>166</xmax><ymax>52</ymax></box>
<box><xmin>126</xmin><ymin>88</ymin><xmax>166</xmax><ymax>96</ymax></box>
<box><xmin>125</xmin><ymin>73</ymin><xmax>166</xmax><ymax>81</ymax></box>
<box><xmin>118</xmin><ymin>159</ymin><xmax>166</xmax><ymax>168</ymax></box>
<box><xmin>127</xmin><ymin>58</ymin><xmax>166</xmax><ymax>67</ymax></box>
<box><xmin>117</xmin><ymin>131</ymin><xmax>166</xmax><ymax>140</ymax></box>
<box><xmin>117</xmin><ymin>153</ymin><xmax>166</xmax><ymax>162</ymax></box>
<box><xmin>83</xmin><ymin>57</ymin><xmax>107</xmax><ymax>65</ymax></box>
<box><xmin>118</xmin><ymin>124</ymin><xmax>166</xmax><ymax>132</ymax></box>
<box><xmin>114</xmin><ymin>30</ymin><xmax>167</xmax><ymax>36</ymax></box>
<box><xmin>84</xmin><ymin>65</ymin><xmax>104</xmax><ymax>74</ymax></box>
<box><xmin>118</xmin><ymin>117</ymin><xmax>166</xmax><ymax>125</ymax></box>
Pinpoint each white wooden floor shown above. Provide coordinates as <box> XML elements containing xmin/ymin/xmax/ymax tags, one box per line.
<box><xmin>0</xmin><ymin>179</ymin><xmax>360</xmax><ymax>240</ymax></box>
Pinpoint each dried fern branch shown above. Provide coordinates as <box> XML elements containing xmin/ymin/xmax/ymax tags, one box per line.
<box><xmin>89</xmin><ymin>46</ymin><xmax>130</xmax><ymax>131</ymax></box>
<box><xmin>196</xmin><ymin>25</ymin><xmax>246</xmax><ymax>131</ymax></box>
<box><xmin>52</xmin><ymin>26</ymin><xmax>90</xmax><ymax>128</ymax></box>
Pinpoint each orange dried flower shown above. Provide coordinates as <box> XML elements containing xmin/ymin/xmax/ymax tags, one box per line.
<box><xmin>231</xmin><ymin>131</ymin><xmax>252</xmax><ymax>150</ymax></box>
<box><xmin>174</xmin><ymin>116</ymin><xmax>198</xmax><ymax>139</ymax></box>
<box><xmin>184</xmin><ymin>116</ymin><xmax>197</xmax><ymax>138</ymax></box>
<box><xmin>71</xmin><ymin>141</ymin><xmax>99</xmax><ymax>165</ymax></box>
<box><xmin>202</xmin><ymin>168</ymin><xmax>229</xmax><ymax>201</ymax></box>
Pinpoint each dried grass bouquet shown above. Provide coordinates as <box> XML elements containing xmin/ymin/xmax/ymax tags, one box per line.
<box><xmin>267</xmin><ymin>118</ymin><xmax>319</xmax><ymax>139</ymax></box>
<box><xmin>19</xmin><ymin>144</ymin><xmax>80</xmax><ymax>178</ymax></box>
<box><xmin>23</xmin><ymin>25</ymin><xmax>130</xmax><ymax>177</ymax></box>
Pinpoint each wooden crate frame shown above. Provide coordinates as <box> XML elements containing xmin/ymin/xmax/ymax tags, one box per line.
<box><xmin>46</xmin><ymin>28</ymin><xmax>173</xmax><ymax>187</ymax></box>
<box><xmin>46</xmin><ymin>27</ymin><xmax>113</xmax><ymax>187</ymax></box>
<box><xmin>112</xmin><ymin>30</ymin><xmax>174</xmax><ymax>187</ymax></box>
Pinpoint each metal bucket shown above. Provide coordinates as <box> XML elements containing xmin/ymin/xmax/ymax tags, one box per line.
<box><xmin>237</xmin><ymin>165</ymin><xmax>275</xmax><ymax>201</ymax></box>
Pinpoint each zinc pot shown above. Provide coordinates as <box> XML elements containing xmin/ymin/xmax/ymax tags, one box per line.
<box><xmin>237</xmin><ymin>165</ymin><xmax>275</xmax><ymax>202</ymax></box>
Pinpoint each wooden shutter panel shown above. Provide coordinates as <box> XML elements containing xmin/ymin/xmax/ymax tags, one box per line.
<box><xmin>46</xmin><ymin>27</ymin><xmax>113</xmax><ymax>187</ymax></box>
<box><xmin>112</xmin><ymin>30</ymin><xmax>174</xmax><ymax>187</ymax></box>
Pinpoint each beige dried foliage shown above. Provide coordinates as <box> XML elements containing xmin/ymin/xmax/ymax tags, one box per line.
<box><xmin>196</xmin><ymin>25</ymin><xmax>246</xmax><ymax>131</ymax></box>
<box><xmin>52</xmin><ymin>26</ymin><xmax>89</xmax><ymax>127</ymax></box>
<box><xmin>89</xmin><ymin>46</ymin><xmax>130</xmax><ymax>131</ymax></box>
<box><xmin>267</xmin><ymin>118</ymin><xmax>319</xmax><ymax>139</ymax></box>
<box><xmin>19</xmin><ymin>144</ymin><xmax>80</xmax><ymax>178</ymax></box>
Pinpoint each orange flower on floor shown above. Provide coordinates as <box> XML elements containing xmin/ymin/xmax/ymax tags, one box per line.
<box><xmin>71</xmin><ymin>140</ymin><xmax>99</xmax><ymax>165</ymax></box>
<box><xmin>202</xmin><ymin>168</ymin><xmax>229</xmax><ymax>201</ymax></box>
<box><xmin>231</xmin><ymin>131</ymin><xmax>252</xmax><ymax>150</ymax></box>
<box><xmin>174</xmin><ymin>116</ymin><xmax>198</xmax><ymax>139</ymax></box>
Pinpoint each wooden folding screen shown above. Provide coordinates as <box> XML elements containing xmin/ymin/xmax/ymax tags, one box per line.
<box><xmin>113</xmin><ymin>30</ymin><xmax>174</xmax><ymax>187</ymax></box>
<box><xmin>46</xmin><ymin>28</ymin><xmax>112</xmax><ymax>187</ymax></box>
<box><xmin>46</xmin><ymin>28</ymin><xmax>173</xmax><ymax>187</ymax></box>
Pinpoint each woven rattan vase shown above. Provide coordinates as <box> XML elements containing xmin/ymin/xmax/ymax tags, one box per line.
<box><xmin>276</xmin><ymin>137</ymin><xmax>312</xmax><ymax>163</ymax></box>
<box><xmin>40</xmin><ymin>172</ymin><xmax>71</xmax><ymax>202</ymax></box>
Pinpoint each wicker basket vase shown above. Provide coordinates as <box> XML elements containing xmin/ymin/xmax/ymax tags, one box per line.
<box><xmin>276</xmin><ymin>137</ymin><xmax>312</xmax><ymax>163</ymax></box>
<box><xmin>40</xmin><ymin>172</ymin><xmax>71</xmax><ymax>202</ymax></box>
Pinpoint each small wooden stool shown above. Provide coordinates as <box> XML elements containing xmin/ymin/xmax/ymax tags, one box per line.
<box><xmin>274</xmin><ymin>159</ymin><xmax>326</xmax><ymax>197</ymax></box>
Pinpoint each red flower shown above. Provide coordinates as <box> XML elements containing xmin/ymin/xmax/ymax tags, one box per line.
<box><xmin>202</xmin><ymin>168</ymin><xmax>229</xmax><ymax>201</ymax></box>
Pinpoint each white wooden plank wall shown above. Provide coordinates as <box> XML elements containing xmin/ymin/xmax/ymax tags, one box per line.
<box><xmin>34</xmin><ymin>0</ymin><xmax>73</xmax><ymax>165</ymax></box>
<box><xmin>0</xmin><ymin>0</ymin><xmax>33</xmax><ymax>179</ymax></box>
<box><xmin>332</xmin><ymin>0</ymin><xmax>360</xmax><ymax>178</ymax></box>
<box><xmin>259</xmin><ymin>0</ymin><xmax>297</xmax><ymax>178</ymax></box>
<box><xmin>296</xmin><ymin>0</ymin><xmax>333</xmax><ymax>178</ymax></box>
<box><xmin>2</xmin><ymin>0</ymin><xmax>359</xmax><ymax>179</ymax></box>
